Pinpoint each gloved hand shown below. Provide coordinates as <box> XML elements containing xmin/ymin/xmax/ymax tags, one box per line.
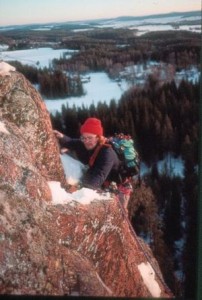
<box><xmin>60</xmin><ymin>147</ymin><xmax>68</xmax><ymax>154</ymax></box>
<box><xmin>68</xmin><ymin>185</ymin><xmax>78</xmax><ymax>193</ymax></box>
<box><xmin>67</xmin><ymin>183</ymin><xmax>82</xmax><ymax>193</ymax></box>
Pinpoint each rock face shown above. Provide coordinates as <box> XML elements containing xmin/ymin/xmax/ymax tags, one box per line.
<box><xmin>0</xmin><ymin>68</ymin><xmax>66</xmax><ymax>184</ymax></box>
<box><xmin>0</xmin><ymin>66</ymin><xmax>174</xmax><ymax>297</ymax></box>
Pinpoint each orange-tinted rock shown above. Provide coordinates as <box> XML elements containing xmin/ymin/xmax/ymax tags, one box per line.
<box><xmin>0</xmin><ymin>70</ymin><xmax>66</xmax><ymax>185</ymax></box>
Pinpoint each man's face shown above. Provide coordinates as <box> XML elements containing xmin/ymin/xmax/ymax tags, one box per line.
<box><xmin>80</xmin><ymin>133</ymin><xmax>99</xmax><ymax>150</ymax></box>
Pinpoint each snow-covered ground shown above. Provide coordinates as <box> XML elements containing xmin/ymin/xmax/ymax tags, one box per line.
<box><xmin>44</xmin><ymin>71</ymin><xmax>130</xmax><ymax>112</ymax></box>
<box><xmin>0</xmin><ymin>47</ymin><xmax>76</xmax><ymax>68</ymax></box>
<box><xmin>0</xmin><ymin>44</ymin><xmax>9</xmax><ymax>51</ymax></box>
<box><xmin>44</xmin><ymin>63</ymin><xmax>199</xmax><ymax>113</ymax></box>
<box><xmin>94</xmin><ymin>14</ymin><xmax>201</xmax><ymax>35</ymax></box>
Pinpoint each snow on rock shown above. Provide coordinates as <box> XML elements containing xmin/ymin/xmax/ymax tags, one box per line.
<box><xmin>137</xmin><ymin>262</ymin><xmax>161</xmax><ymax>297</ymax></box>
<box><xmin>48</xmin><ymin>181</ymin><xmax>112</xmax><ymax>205</ymax></box>
<box><xmin>71</xmin><ymin>188</ymin><xmax>112</xmax><ymax>204</ymax></box>
<box><xmin>0</xmin><ymin>61</ymin><xmax>16</xmax><ymax>76</ymax></box>
<box><xmin>60</xmin><ymin>153</ymin><xmax>86</xmax><ymax>185</ymax></box>
<box><xmin>0</xmin><ymin>121</ymin><xmax>9</xmax><ymax>134</ymax></box>
<box><xmin>48</xmin><ymin>181</ymin><xmax>73</xmax><ymax>204</ymax></box>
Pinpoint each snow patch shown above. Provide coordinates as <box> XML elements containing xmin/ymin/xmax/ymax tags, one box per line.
<box><xmin>48</xmin><ymin>181</ymin><xmax>73</xmax><ymax>204</ymax></box>
<box><xmin>0</xmin><ymin>61</ymin><xmax>15</xmax><ymax>76</ymax></box>
<box><xmin>71</xmin><ymin>188</ymin><xmax>111</xmax><ymax>204</ymax></box>
<box><xmin>1</xmin><ymin>47</ymin><xmax>74</xmax><ymax>68</ymax></box>
<box><xmin>48</xmin><ymin>181</ymin><xmax>112</xmax><ymax>206</ymax></box>
<box><xmin>0</xmin><ymin>121</ymin><xmax>9</xmax><ymax>134</ymax></box>
<box><xmin>157</xmin><ymin>154</ymin><xmax>184</xmax><ymax>177</ymax></box>
<box><xmin>60</xmin><ymin>154</ymin><xmax>86</xmax><ymax>185</ymax></box>
<box><xmin>137</xmin><ymin>262</ymin><xmax>161</xmax><ymax>297</ymax></box>
<box><xmin>140</xmin><ymin>153</ymin><xmax>185</xmax><ymax>178</ymax></box>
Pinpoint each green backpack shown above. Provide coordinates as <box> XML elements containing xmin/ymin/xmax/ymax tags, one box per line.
<box><xmin>107</xmin><ymin>133</ymin><xmax>140</xmax><ymax>180</ymax></box>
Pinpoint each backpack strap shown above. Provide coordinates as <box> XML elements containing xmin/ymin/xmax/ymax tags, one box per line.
<box><xmin>89</xmin><ymin>143</ymin><xmax>111</xmax><ymax>167</ymax></box>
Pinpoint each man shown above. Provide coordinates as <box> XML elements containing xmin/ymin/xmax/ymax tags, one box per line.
<box><xmin>54</xmin><ymin>117</ymin><xmax>121</xmax><ymax>190</ymax></box>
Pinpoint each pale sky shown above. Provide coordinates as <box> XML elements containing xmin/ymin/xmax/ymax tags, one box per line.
<box><xmin>0</xmin><ymin>0</ymin><xmax>201</xmax><ymax>26</ymax></box>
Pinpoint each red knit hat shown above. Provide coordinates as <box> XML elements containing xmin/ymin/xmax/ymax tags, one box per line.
<box><xmin>80</xmin><ymin>117</ymin><xmax>103</xmax><ymax>136</ymax></box>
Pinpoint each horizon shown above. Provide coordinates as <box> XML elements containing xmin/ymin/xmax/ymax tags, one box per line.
<box><xmin>0</xmin><ymin>0</ymin><xmax>201</xmax><ymax>27</ymax></box>
<box><xmin>0</xmin><ymin>9</ymin><xmax>200</xmax><ymax>28</ymax></box>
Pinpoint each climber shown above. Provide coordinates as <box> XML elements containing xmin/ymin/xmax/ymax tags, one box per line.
<box><xmin>54</xmin><ymin>117</ymin><xmax>121</xmax><ymax>192</ymax></box>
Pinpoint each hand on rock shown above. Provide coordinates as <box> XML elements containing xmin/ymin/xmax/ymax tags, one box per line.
<box><xmin>60</xmin><ymin>147</ymin><xmax>68</xmax><ymax>154</ymax></box>
<box><xmin>68</xmin><ymin>185</ymin><xmax>79</xmax><ymax>193</ymax></box>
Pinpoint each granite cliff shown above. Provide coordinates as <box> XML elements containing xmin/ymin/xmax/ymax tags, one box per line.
<box><xmin>0</xmin><ymin>62</ymin><xmax>173</xmax><ymax>297</ymax></box>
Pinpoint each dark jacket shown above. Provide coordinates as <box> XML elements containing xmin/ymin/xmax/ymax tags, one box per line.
<box><xmin>60</xmin><ymin>135</ymin><xmax>121</xmax><ymax>189</ymax></box>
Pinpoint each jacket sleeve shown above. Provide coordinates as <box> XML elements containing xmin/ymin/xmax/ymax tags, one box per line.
<box><xmin>81</xmin><ymin>147</ymin><xmax>115</xmax><ymax>189</ymax></box>
<box><xmin>59</xmin><ymin>135</ymin><xmax>81</xmax><ymax>151</ymax></box>
<box><xmin>59</xmin><ymin>135</ymin><xmax>73</xmax><ymax>147</ymax></box>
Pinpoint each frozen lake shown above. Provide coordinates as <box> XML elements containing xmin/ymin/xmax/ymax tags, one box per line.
<box><xmin>44</xmin><ymin>72</ymin><xmax>130</xmax><ymax>113</ymax></box>
<box><xmin>1</xmin><ymin>47</ymin><xmax>200</xmax><ymax>113</ymax></box>
<box><xmin>0</xmin><ymin>47</ymin><xmax>76</xmax><ymax>68</ymax></box>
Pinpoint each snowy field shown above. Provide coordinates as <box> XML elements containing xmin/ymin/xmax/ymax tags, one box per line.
<box><xmin>44</xmin><ymin>72</ymin><xmax>130</xmax><ymax>112</ymax></box>
<box><xmin>92</xmin><ymin>14</ymin><xmax>201</xmax><ymax>35</ymax></box>
<box><xmin>0</xmin><ymin>47</ymin><xmax>76</xmax><ymax>68</ymax></box>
